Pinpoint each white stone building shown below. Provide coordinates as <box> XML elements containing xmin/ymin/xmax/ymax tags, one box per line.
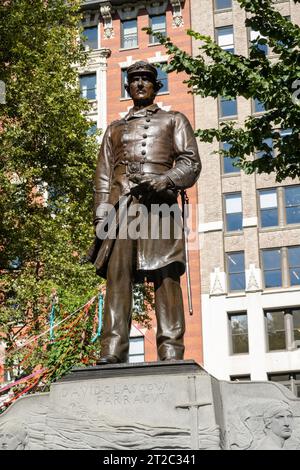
<box><xmin>192</xmin><ymin>0</ymin><xmax>300</xmax><ymax>396</ymax></box>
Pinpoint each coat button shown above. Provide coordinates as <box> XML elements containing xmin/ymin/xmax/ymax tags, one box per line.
<box><xmin>141</xmin><ymin>150</ymin><xmax>146</xmax><ymax>156</ymax></box>
<box><xmin>142</xmin><ymin>142</ymin><xmax>146</xmax><ymax>147</ymax></box>
<box><xmin>143</xmin><ymin>134</ymin><xmax>147</xmax><ymax>138</ymax></box>
<box><xmin>144</xmin><ymin>125</ymin><xmax>149</xmax><ymax>129</ymax></box>
<box><xmin>146</xmin><ymin>118</ymin><xmax>151</xmax><ymax>122</ymax></box>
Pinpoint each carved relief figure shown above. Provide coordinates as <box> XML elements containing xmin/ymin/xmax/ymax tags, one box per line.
<box><xmin>0</xmin><ymin>419</ymin><xmax>27</xmax><ymax>450</ymax></box>
<box><xmin>257</xmin><ymin>401</ymin><xmax>294</xmax><ymax>450</ymax></box>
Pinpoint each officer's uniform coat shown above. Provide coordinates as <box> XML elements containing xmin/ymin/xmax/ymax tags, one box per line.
<box><xmin>89</xmin><ymin>103</ymin><xmax>201</xmax><ymax>281</ymax></box>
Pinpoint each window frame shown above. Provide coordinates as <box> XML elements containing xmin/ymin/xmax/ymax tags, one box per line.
<box><xmin>121</xmin><ymin>18</ymin><xmax>138</xmax><ymax>50</ymax></box>
<box><xmin>249</xmin><ymin>27</ymin><xmax>269</xmax><ymax>56</ymax></box>
<box><xmin>253</xmin><ymin>98</ymin><xmax>266</xmax><ymax>114</ymax></box>
<box><xmin>258</xmin><ymin>188</ymin><xmax>279</xmax><ymax>229</ymax></box>
<box><xmin>216</xmin><ymin>25</ymin><xmax>234</xmax><ymax>54</ymax></box>
<box><xmin>129</xmin><ymin>336</ymin><xmax>145</xmax><ymax>363</ymax></box>
<box><xmin>79</xmin><ymin>73</ymin><xmax>97</xmax><ymax>101</ymax></box>
<box><xmin>222</xmin><ymin>141</ymin><xmax>240</xmax><ymax>174</ymax></box>
<box><xmin>82</xmin><ymin>25</ymin><xmax>98</xmax><ymax>50</ymax></box>
<box><xmin>121</xmin><ymin>68</ymin><xmax>130</xmax><ymax>99</ymax></box>
<box><xmin>214</xmin><ymin>0</ymin><xmax>232</xmax><ymax>11</ymax></box>
<box><xmin>149</xmin><ymin>14</ymin><xmax>167</xmax><ymax>44</ymax></box>
<box><xmin>265</xmin><ymin>308</ymin><xmax>300</xmax><ymax>352</ymax></box>
<box><xmin>268</xmin><ymin>371</ymin><xmax>300</xmax><ymax>398</ymax></box>
<box><xmin>228</xmin><ymin>311</ymin><xmax>249</xmax><ymax>355</ymax></box>
<box><xmin>287</xmin><ymin>246</ymin><xmax>300</xmax><ymax>287</ymax></box>
<box><xmin>226</xmin><ymin>251</ymin><xmax>246</xmax><ymax>292</ymax></box>
<box><xmin>219</xmin><ymin>96</ymin><xmax>238</xmax><ymax>119</ymax></box>
<box><xmin>156</xmin><ymin>62</ymin><xmax>169</xmax><ymax>94</ymax></box>
<box><xmin>224</xmin><ymin>192</ymin><xmax>243</xmax><ymax>232</ymax></box>
<box><xmin>261</xmin><ymin>247</ymin><xmax>283</xmax><ymax>289</ymax></box>
<box><xmin>284</xmin><ymin>185</ymin><xmax>300</xmax><ymax>226</ymax></box>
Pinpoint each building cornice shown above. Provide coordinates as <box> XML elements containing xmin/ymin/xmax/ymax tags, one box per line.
<box><xmin>82</xmin><ymin>1</ymin><xmax>186</xmax><ymax>32</ymax></box>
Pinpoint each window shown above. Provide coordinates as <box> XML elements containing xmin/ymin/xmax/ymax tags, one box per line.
<box><xmin>149</xmin><ymin>15</ymin><xmax>166</xmax><ymax>44</ymax></box>
<box><xmin>256</xmin><ymin>138</ymin><xmax>274</xmax><ymax>159</ymax></box>
<box><xmin>225</xmin><ymin>193</ymin><xmax>243</xmax><ymax>232</ymax></box>
<box><xmin>215</xmin><ymin>0</ymin><xmax>232</xmax><ymax>9</ymax></box>
<box><xmin>261</xmin><ymin>248</ymin><xmax>282</xmax><ymax>288</ymax></box>
<box><xmin>87</xmin><ymin>122</ymin><xmax>97</xmax><ymax>136</ymax></box>
<box><xmin>253</xmin><ymin>98</ymin><xmax>265</xmax><ymax>113</ymax></box>
<box><xmin>121</xmin><ymin>19</ymin><xmax>138</xmax><ymax>49</ymax></box>
<box><xmin>265</xmin><ymin>308</ymin><xmax>300</xmax><ymax>351</ymax></box>
<box><xmin>228</xmin><ymin>312</ymin><xmax>249</xmax><ymax>354</ymax></box>
<box><xmin>82</xmin><ymin>26</ymin><xmax>98</xmax><ymax>50</ymax></box>
<box><xmin>80</xmin><ymin>73</ymin><xmax>97</xmax><ymax>100</ymax></box>
<box><xmin>288</xmin><ymin>246</ymin><xmax>300</xmax><ymax>286</ymax></box>
<box><xmin>121</xmin><ymin>69</ymin><xmax>130</xmax><ymax>99</ymax></box>
<box><xmin>268</xmin><ymin>372</ymin><xmax>300</xmax><ymax>398</ymax></box>
<box><xmin>285</xmin><ymin>186</ymin><xmax>300</xmax><ymax>225</ymax></box>
<box><xmin>265</xmin><ymin>310</ymin><xmax>286</xmax><ymax>350</ymax></box>
<box><xmin>227</xmin><ymin>251</ymin><xmax>245</xmax><ymax>292</ymax></box>
<box><xmin>156</xmin><ymin>64</ymin><xmax>168</xmax><ymax>93</ymax></box>
<box><xmin>230</xmin><ymin>375</ymin><xmax>251</xmax><ymax>381</ymax></box>
<box><xmin>216</xmin><ymin>26</ymin><xmax>234</xmax><ymax>53</ymax></box>
<box><xmin>222</xmin><ymin>142</ymin><xmax>240</xmax><ymax>174</ymax></box>
<box><xmin>220</xmin><ymin>97</ymin><xmax>237</xmax><ymax>118</ymax></box>
<box><xmin>129</xmin><ymin>336</ymin><xmax>144</xmax><ymax>363</ymax></box>
<box><xmin>259</xmin><ymin>189</ymin><xmax>278</xmax><ymax>228</ymax></box>
<box><xmin>250</xmin><ymin>29</ymin><xmax>268</xmax><ymax>55</ymax></box>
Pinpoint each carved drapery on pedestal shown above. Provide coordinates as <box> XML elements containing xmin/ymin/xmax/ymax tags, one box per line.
<box><xmin>170</xmin><ymin>0</ymin><xmax>184</xmax><ymax>27</ymax></box>
<box><xmin>100</xmin><ymin>2</ymin><xmax>114</xmax><ymax>39</ymax></box>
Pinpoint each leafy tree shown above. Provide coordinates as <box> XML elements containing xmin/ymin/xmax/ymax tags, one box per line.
<box><xmin>0</xmin><ymin>0</ymin><xmax>152</xmax><ymax>397</ymax></box>
<box><xmin>146</xmin><ymin>0</ymin><xmax>300</xmax><ymax>181</ymax></box>
<box><xmin>0</xmin><ymin>0</ymin><xmax>101</xmax><ymax>388</ymax></box>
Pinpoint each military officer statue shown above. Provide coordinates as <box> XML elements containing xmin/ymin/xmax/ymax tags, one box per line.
<box><xmin>89</xmin><ymin>61</ymin><xmax>201</xmax><ymax>364</ymax></box>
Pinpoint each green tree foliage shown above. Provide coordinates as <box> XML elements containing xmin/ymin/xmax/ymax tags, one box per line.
<box><xmin>146</xmin><ymin>0</ymin><xmax>300</xmax><ymax>181</ymax></box>
<box><xmin>0</xmin><ymin>0</ymin><xmax>153</xmax><ymax>399</ymax></box>
<box><xmin>0</xmin><ymin>0</ymin><xmax>103</xmax><ymax>386</ymax></box>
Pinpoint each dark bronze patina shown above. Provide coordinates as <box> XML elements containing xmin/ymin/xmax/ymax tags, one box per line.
<box><xmin>89</xmin><ymin>61</ymin><xmax>201</xmax><ymax>364</ymax></box>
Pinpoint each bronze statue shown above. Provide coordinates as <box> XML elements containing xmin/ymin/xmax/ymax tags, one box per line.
<box><xmin>89</xmin><ymin>61</ymin><xmax>201</xmax><ymax>364</ymax></box>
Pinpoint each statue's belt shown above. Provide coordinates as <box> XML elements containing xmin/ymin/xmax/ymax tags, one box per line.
<box><xmin>114</xmin><ymin>161</ymin><xmax>171</xmax><ymax>176</ymax></box>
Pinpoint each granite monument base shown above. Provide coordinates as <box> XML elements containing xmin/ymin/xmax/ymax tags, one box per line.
<box><xmin>0</xmin><ymin>360</ymin><xmax>299</xmax><ymax>450</ymax></box>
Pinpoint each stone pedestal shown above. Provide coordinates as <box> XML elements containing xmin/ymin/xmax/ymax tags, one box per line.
<box><xmin>0</xmin><ymin>361</ymin><xmax>300</xmax><ymax>450</ymax></box>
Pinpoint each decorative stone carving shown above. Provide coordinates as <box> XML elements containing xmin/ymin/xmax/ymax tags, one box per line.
<box><xmin>117</xmin><ymin>4</ymin><xmax>141</xmax><ymax>21</ymax></box>
<box><xmin>147</xmin><ymin>50</ymin><xmax>169</xmax><ymax>64</ymax></box>
<box><xmin>100</xmin><ymin>2</ymin><xmax>114</xmax><ymax>39</ymax></box>
<box><xmin>0</xmin><ymin>362</ymin><xmax>220</xmax><ymax>450</ymax></box>
<box><xmin>146</xmin><ymin>0</ymin><xmax>168</xmax><ymax>16</ymax></box>
<box><xmin>170</xmin><ymin>0</ymin><xmax>184</xmax><ymax>28</ymax></box>
<box><xmin>219</xmin><ymin>380</ymin><xmax>300</xmax><ymax>450</ymax></box>
<box><xmin>245</xmin><ymin>264</ymin><xmax>262</xmax><ymax>292</ymax></box>
<box><xmin>210</xmin><ymin>267</ymin><xmax>226</xmax><ymax>296</ymax></box>
<box><xmin>2</xmin><ymin>363</ymin><xmax>300</xmax><ymax>450</ymax></box>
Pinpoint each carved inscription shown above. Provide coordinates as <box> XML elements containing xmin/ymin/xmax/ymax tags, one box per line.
<box><xmin>57</xmin><ymin>381</ymin><xmax>169</xmax><ymax>408</ymax></box>
<box><xmin>94</xmin><ymin>382</ymin><xmax>169</xmax><ymax>406</ymax></box>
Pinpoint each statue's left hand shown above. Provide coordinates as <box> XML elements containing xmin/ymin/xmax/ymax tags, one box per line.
<box><xmin>129</xmin><ymin>174</ymin><xmax>172</xmax><ymax>193</ymax></box>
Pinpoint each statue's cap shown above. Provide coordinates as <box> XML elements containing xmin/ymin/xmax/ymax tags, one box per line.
<box><xmin>127</xmin><ymin>61</ymin><xmax>158</xmax><ymax>81</ymax></box>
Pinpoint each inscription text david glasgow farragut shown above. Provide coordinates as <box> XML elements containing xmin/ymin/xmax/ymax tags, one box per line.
<box><xmin>58</xmin><ymin>381</ymin><xmax>170</xmax><ymax>407</ymax></box>
<box><xmin>95</xmin><ymin>382</ymin><xmax>169</xmax><ymax>406</ymax></box>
